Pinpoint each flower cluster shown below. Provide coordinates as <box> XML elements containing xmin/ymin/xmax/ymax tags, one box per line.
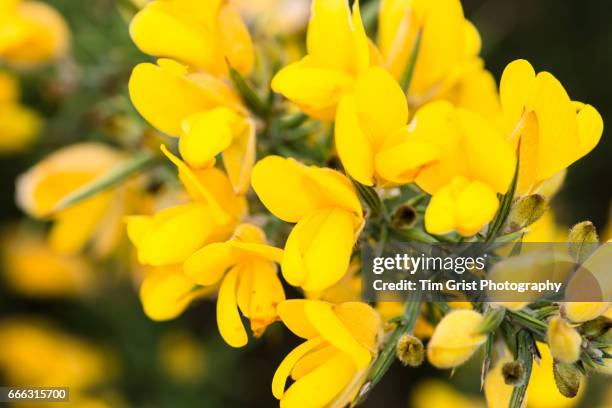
<box><xmin>9</xmin><ymin>0</ymin><xmax>610</xmax><ymax>407</ymax></box>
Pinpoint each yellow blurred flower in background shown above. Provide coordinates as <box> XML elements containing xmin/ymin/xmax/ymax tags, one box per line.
<box><xmin>16</xmin><ymin>143</ymin><xmax>130</xmax><ymax>256</ymax></box>
<box><xmin>1</xmin><ymin>226</ymin><xmax>95</xmax><ymax>298</ymax></box>
<box><xmin>412</xmin><ymin>380</ymin><xmax>484</xmax><ymax>408</ymax></box>
<box><xmin>0</xmin><ymin>318</ymin><xmax>113</xmax><ymax>390</ymax></box>
<box><xmin>272</xmin><ymin>300</ymin><xmax>382</xmax><ymax>407</ymax></box>
<box><xmin>0</xmin><ymin>0</ymin><xmax>70</xmax><ymax>66</ymax></box>
<box><xmin>0</xmin><ymin>70</ymin><xmax>40</xmax><ymax>153</ymax></box>
<box><xmin>158</xmin><ymin>329</ymin><xmax>206</xmax><ymax>384</ymax></box>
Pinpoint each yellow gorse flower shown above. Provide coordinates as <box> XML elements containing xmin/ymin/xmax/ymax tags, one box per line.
<box><xmin>426</xmin><ymin>309</ymin><xmax>487</xmax><ymax>368</ymax></box>
<box><xmin>378</xmin><ymin>0</ymin><xmax>497</xmax><ymax>116</ymax></box>
<box><xmin>335</xmin><ymin>66</ymin><xmax>439</xmax><ymax>186</ymax></box>
<box><xmin>0</xmin><ymin>70</ymin><xmax>40</xmax><ymax>153</ymax></box>
<box><xmin>129</xmin><ymin>0</ymin><xmax>256</xmax><ymax>193</ymax></box>
<box><xmin>500</xmin><ymin>59</ymin><xmax>603</xmax><ymax>194</ymax></box>
<box><xmin>412</xmin><ymin>101</ymin><xmax>516</xmax><ymax>236</ymax></box>
<box><xmin>184</xmin><ymin>223</ymin><xmax>285</xmax><ymax>348</ymax></box>
<box><xmin>271</xmin><ymin>0</ymin><xmax>371</xmax><ymax>121</ymax></box>
<box><xmin>127</xmin><ymin>148</ymin><xmax>246</xmax><ymax>266</ymax></box>
<box><xmin>251</xmin><ymin>155</ymin><xmax>363</xmax><ymax>292</ymax></box>
<box><xmin>272</xmin><ymin>299</ymin><xmax>382</xmax><ymax>407</ymax></box>
<box><xmin>0</xmin><ymin>0</ymin><xmax>70</xmax><ymax>66</ymax></box>
<box><xmin>16</xmin><ymin>143</ymin><xmax>127</xmax><ymax>256</ymax></box>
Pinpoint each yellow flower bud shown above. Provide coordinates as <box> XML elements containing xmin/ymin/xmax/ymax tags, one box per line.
<box><xmin>427</xmin><ymin>309</ymin><xmax>487</xmax><ymax>369</ymax></box>
<box><xmin>563</xmin><ymin>302</ymin><xmax>610</xmax><ymax>323</ymax></box>
<box><xmin>547</xmin><ymin>316</ymin><xmax>582</xmax><ymax>364</ymax></box>
<box><xmin>396</xmin><ymin>334</ymin><xmax>424</xmax><ymax>367</ymax></box>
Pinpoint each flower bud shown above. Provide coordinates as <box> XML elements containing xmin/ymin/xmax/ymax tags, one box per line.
<box><xmin>391</xmin><ymin>204</ymin><xmax>417</xmax><ymax>230</ymax></box>
<box><xmin>506</xmin><ymin>194</ymin><xmax>547</xmax><ymax>232</ymax></box>
<box><xmin>547</xmin><ymin>316</ymin><xmax>582</xmax><ymax>363</ymax></box>
<box><xmin>595</xmin><ymin>346</ymin><xmax>612</xmax><ymax>375</ymax></box>
<box><xmin>427</xmin><ymin>310</ymin><xmax>487</xmax><ymax>369</ymax></box>
<box><xmin>563</xmin><ymin>302</ymin><xmax>610</xmax><ymax>323</ymax></box>
<box><xmin>396</xmin><ymin>334</ymin><xmax>424</xmax><ymax>367</ymax></box>
<box><xmin>553</xmin><ymin>362</ymin><xmax>582</xmax><ymax>398</ymax></box>
<box><xmin>501</xmin><ymin>360</ymin><xmax>526</xmax><ymax>385</ymax></box>
<box><xmin>580</xmin><ymin>316</ymin><xmax>612</xmax><ymax>340</ymax></box>
<box><xmin>568</xmin><ymin>221</ymin><xmax>598</xmax><ymax>263</ymax></box>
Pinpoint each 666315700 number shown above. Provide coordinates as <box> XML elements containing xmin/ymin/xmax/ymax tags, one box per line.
<box><xmin>0</xmin><ymin>387</ymin><xmax>69</xmax><ymax>402</ymax></box>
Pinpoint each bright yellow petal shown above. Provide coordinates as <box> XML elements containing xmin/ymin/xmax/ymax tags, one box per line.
<box><xmin>217</xmin><ymin>267</ymin><xmax>248</xmax><ymax>348</ymax></box>
<box><xmin>375</xmin><ymin>137</ymin><xmax>440</xmax><ymax>184</ymax></box>
<box><xmin>250</xmin><ymin>156</ymin><xmax>325</xmax><ymax>222</ymax></box>
<box><xmin>140</xmin><ymin>266</ymin><xmax>200</xmax><ymax>321</ymax></box>
<box><xmin>272</xmin><ymin>338</ymin><xmax>324</xmax><ymax>399</ymax></box>
<box><xmin>455</xmin><ymin>180</ymin><xmax>499</xmax><ymax>236</ymax></box>
<box><xmin>500</xmin><ymin>59</ymin><xmax>536</xmax><ymax>130</ymax></box>
<box><xmin>334</xmin><ymin>94</ymin><xmax>375</xmax><ymax>185</ymax></box>
<box><xmin>277</xmin><ymin>299</ymin><xmax>319</xmax><ymax>339</ymax></box>
<box><xmin>183</xmin><ymin>242</ymin><xmax>233</xmax><ymax>286</ymax></box>
<box><xmin>271</xmin><ymin>57</ymin><xmax>354</xmax><ymax>121</ymax></box>
<box><xmin>424</xmin><ymin>182</ymin><xmax>458</xmax><ymax>235</ymax></box>
<box><xmin>280</xmin><ymin>352</ymin><xmax>356</xmax><ymax>407</ymax></box>
<box><xmin>179</xmin><ymin>108</ymin><xmax>237</xmax><ymax>168</ymax></box>
<box><xmin>574</xmin><ymin>102</ymin><xmax>603</xmax><ymax>159</ymax></box>
<box><xmin>291</xmin><ymin>345</ymin><xmax>338</xmax><ymax>380</ymax></box>
<box><xmin>304</xmin><ymin>300</ymin><xmax>371</xmax><ymax>369</ymax></box>
<box><xmin>248</xmin><ymin>260</ymin><xmax>285</xmax><ymax>336</ymax></box>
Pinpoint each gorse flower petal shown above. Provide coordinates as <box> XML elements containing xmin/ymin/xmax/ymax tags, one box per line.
<box><xmin>271</xmin><ymin>0</ymin><xmax>370</xmax><ymax>120</ymax></box>
<box><xmin>130</xmin><ymin>0</ymin><xmax>253</xmax><ymax>76</ymax></box>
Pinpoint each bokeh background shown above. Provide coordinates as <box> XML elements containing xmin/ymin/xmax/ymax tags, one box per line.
<box><xmin>0</xmin><ymin>0</ymin><xmax>610</xmax><ymax>407</ymax></box>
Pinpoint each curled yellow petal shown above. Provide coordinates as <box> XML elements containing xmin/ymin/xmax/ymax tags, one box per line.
<box><xmin>217</xmin><ymin>267</ymin><xmax>248</xmax><ymax>348</ymax></box>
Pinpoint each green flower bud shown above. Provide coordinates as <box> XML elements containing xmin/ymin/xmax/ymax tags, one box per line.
<box><xmin>568</xmin><ymin>221</ymin><xmax>599</xmax><ymax>263</ymax></box>
<box><xmin>502</xmin><ymin>360</ymin><xmax>526</xmax><ymax>385</ymax></box>
<box><xmin>396</xmin><ymin>334</ymin><xmax>424</xmax><ymax>367</ymax></box>
<box><xmin>507</xmin><ymin>194</ymin><xmax>547</xmax><ymax>232</ymax></box>
<box><xmin>553</xmin><ymin>362</ymin><xmax>581</xmax><ymax>398</ymax></box>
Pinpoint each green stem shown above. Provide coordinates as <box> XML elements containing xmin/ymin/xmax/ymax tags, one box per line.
<box><xmin>509</xmin><ymin>331</ymin><xmax>534</xmax><ymax>408</ymax></box>
<box><xmin>50</xmin><ymin>150</ymin><xmax>155</xmax><ymax>214</ymax></box>
<box><xmin>353</xmin><ymin>292</ymin><xmax>422</xmax><ymax>406</ymax></box>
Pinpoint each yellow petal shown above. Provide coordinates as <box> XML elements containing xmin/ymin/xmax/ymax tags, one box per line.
<box><xmin>454</xmin><ymin>179</ymin><xmax>499</xmax><ymax>236</ymax></box>
<box><xmin>248</xmin><ymin>260</ymin><xmax>285</xmax><ymax>336</ymax></box>
<box><xmin>291</xmin><ymin>345</ymin><xmax>337</xmax><ymax>380</ymax></box>
<box><xmin>218</xmin><ymin>2</ymin><xmax>254</xmax><ymax>75</ymax></box>
<box><xmin>282</xmin><ymin>208</ymin><xmax>355</xmax><ymax>292</ymax></box>
<box><xmin>271</xmin><ymin>57</ymin><xmax>354</xmax><ymax>121</ymax></box>
<box><xmin>162</xmin><ymin>145</ymin><xmax>245</xmax><ymax>224</ymax></box>
<box><xmin>500</xmin><ymin>59</ymin><xmax>536</xmax><ymax>130</ymax></box>
<box><xmin>129</xmin><ymin>60</ymin><xmax>232</xmax><ymax>136</ymax></box>
<box><xmin>250</xmin><ymin>156</ymin><xmax>328</xmax><ymax>222</ymax></box>
<box><xmin>424</xmin><ymin>182</ymin><xmax>458</xmax><ymax>236</ymax></box>
<box><xmin>179</xmin><ymin>108</ymin><xmax>236</xmax><ymax>168</ymax></box>
<box><xmin>277</xmin><ymin>299</ymin><xmax>319</xmax><ymax>339</ymax></box>
<box><xmin>183</xmin><ymin>242</ymin><xmax>233</xmax><ymax>286</ymax></box>
<box><xmin>137</xmin><ymin>203</ymin><xmax>222</xmax><ymax>266</ymax></box>
<box><xmin>223</xmin><ymin>118</ymin><xmax>256</xmax><ymax>194</ymax></box>
<box><xmin>49</xmin><ymin>193</ymin><xmax>112</xmax><ymax>255</ymax></box>
<box><xmin>527</xmin><ymin>71</ymin><xmax>580</xmax><ymax>180</ymax></box>
<box><xmin>334</xmin><ymin>302</ymin><xmax>382</xmax><ymax>353</ymax></box>
<box><xmin>140</xmin><ymin>266</ymin><xmax>201</xmax><ymax>321</ymax></box>
<box><xmin>335</xmin><ymin>93</ymin><xmax>375</xmax><ymax>185</ymax></box>
<box><xmin>217</xmin><ymin>267</ymin><xmax>248</xmax><ymax>348</ymax></box>
<box><xmin>547</xmin><ymin>316</ymin><xmax>581</xmax><ymax>364</ymax></box>
<box><xmin>272</xmin><ymin>338</ymin><xmax>324</xmax><ymax>399</ymax></box>
<box><xmin>375</xmin><ymin>137</ymin><xmax>440</xmax><ymax>184</ymax></box>
<box><xmin>574</xmin><ymin>102</ymin><xmax>603</xmax><ymax>159</ymax></box>
<box><xmin>304</xmin><ymin>300</ymin><xmax>371</xmax><ymax>369</ymax></box>
<box><xmin>306</xmin><ymin>0</ymin><xmax>365</xmax><ymax>75</ymax></box>
<box><xmin>280</xmin><ymin>352</ymin><xmax>356</xmax><ymax>407</ymax></box>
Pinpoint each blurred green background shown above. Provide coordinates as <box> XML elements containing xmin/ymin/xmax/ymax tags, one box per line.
<box><xmin>0</xmin><ymin>0</ymin><xmax>610</xmax><ymax>407</ymax></box>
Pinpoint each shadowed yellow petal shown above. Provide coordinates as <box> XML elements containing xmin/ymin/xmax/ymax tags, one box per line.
<box><xmin>184</xmin><ymin>242</ymin><xmax>233</xmax><ymax>286</ymax></box>
<box><xmin>574</xmin><ymin>102</ymin><xmax>603</xmax><ymax>159</ymax></box>
<box><xmin>223</xmin><ymin>118</ymin><xmax>256</xmax><ymax>194</ymax></box>
<box><xmin>277</xmin><ymin>299</ymin><xmax>319</xmax><ymax>339</ymax></box>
